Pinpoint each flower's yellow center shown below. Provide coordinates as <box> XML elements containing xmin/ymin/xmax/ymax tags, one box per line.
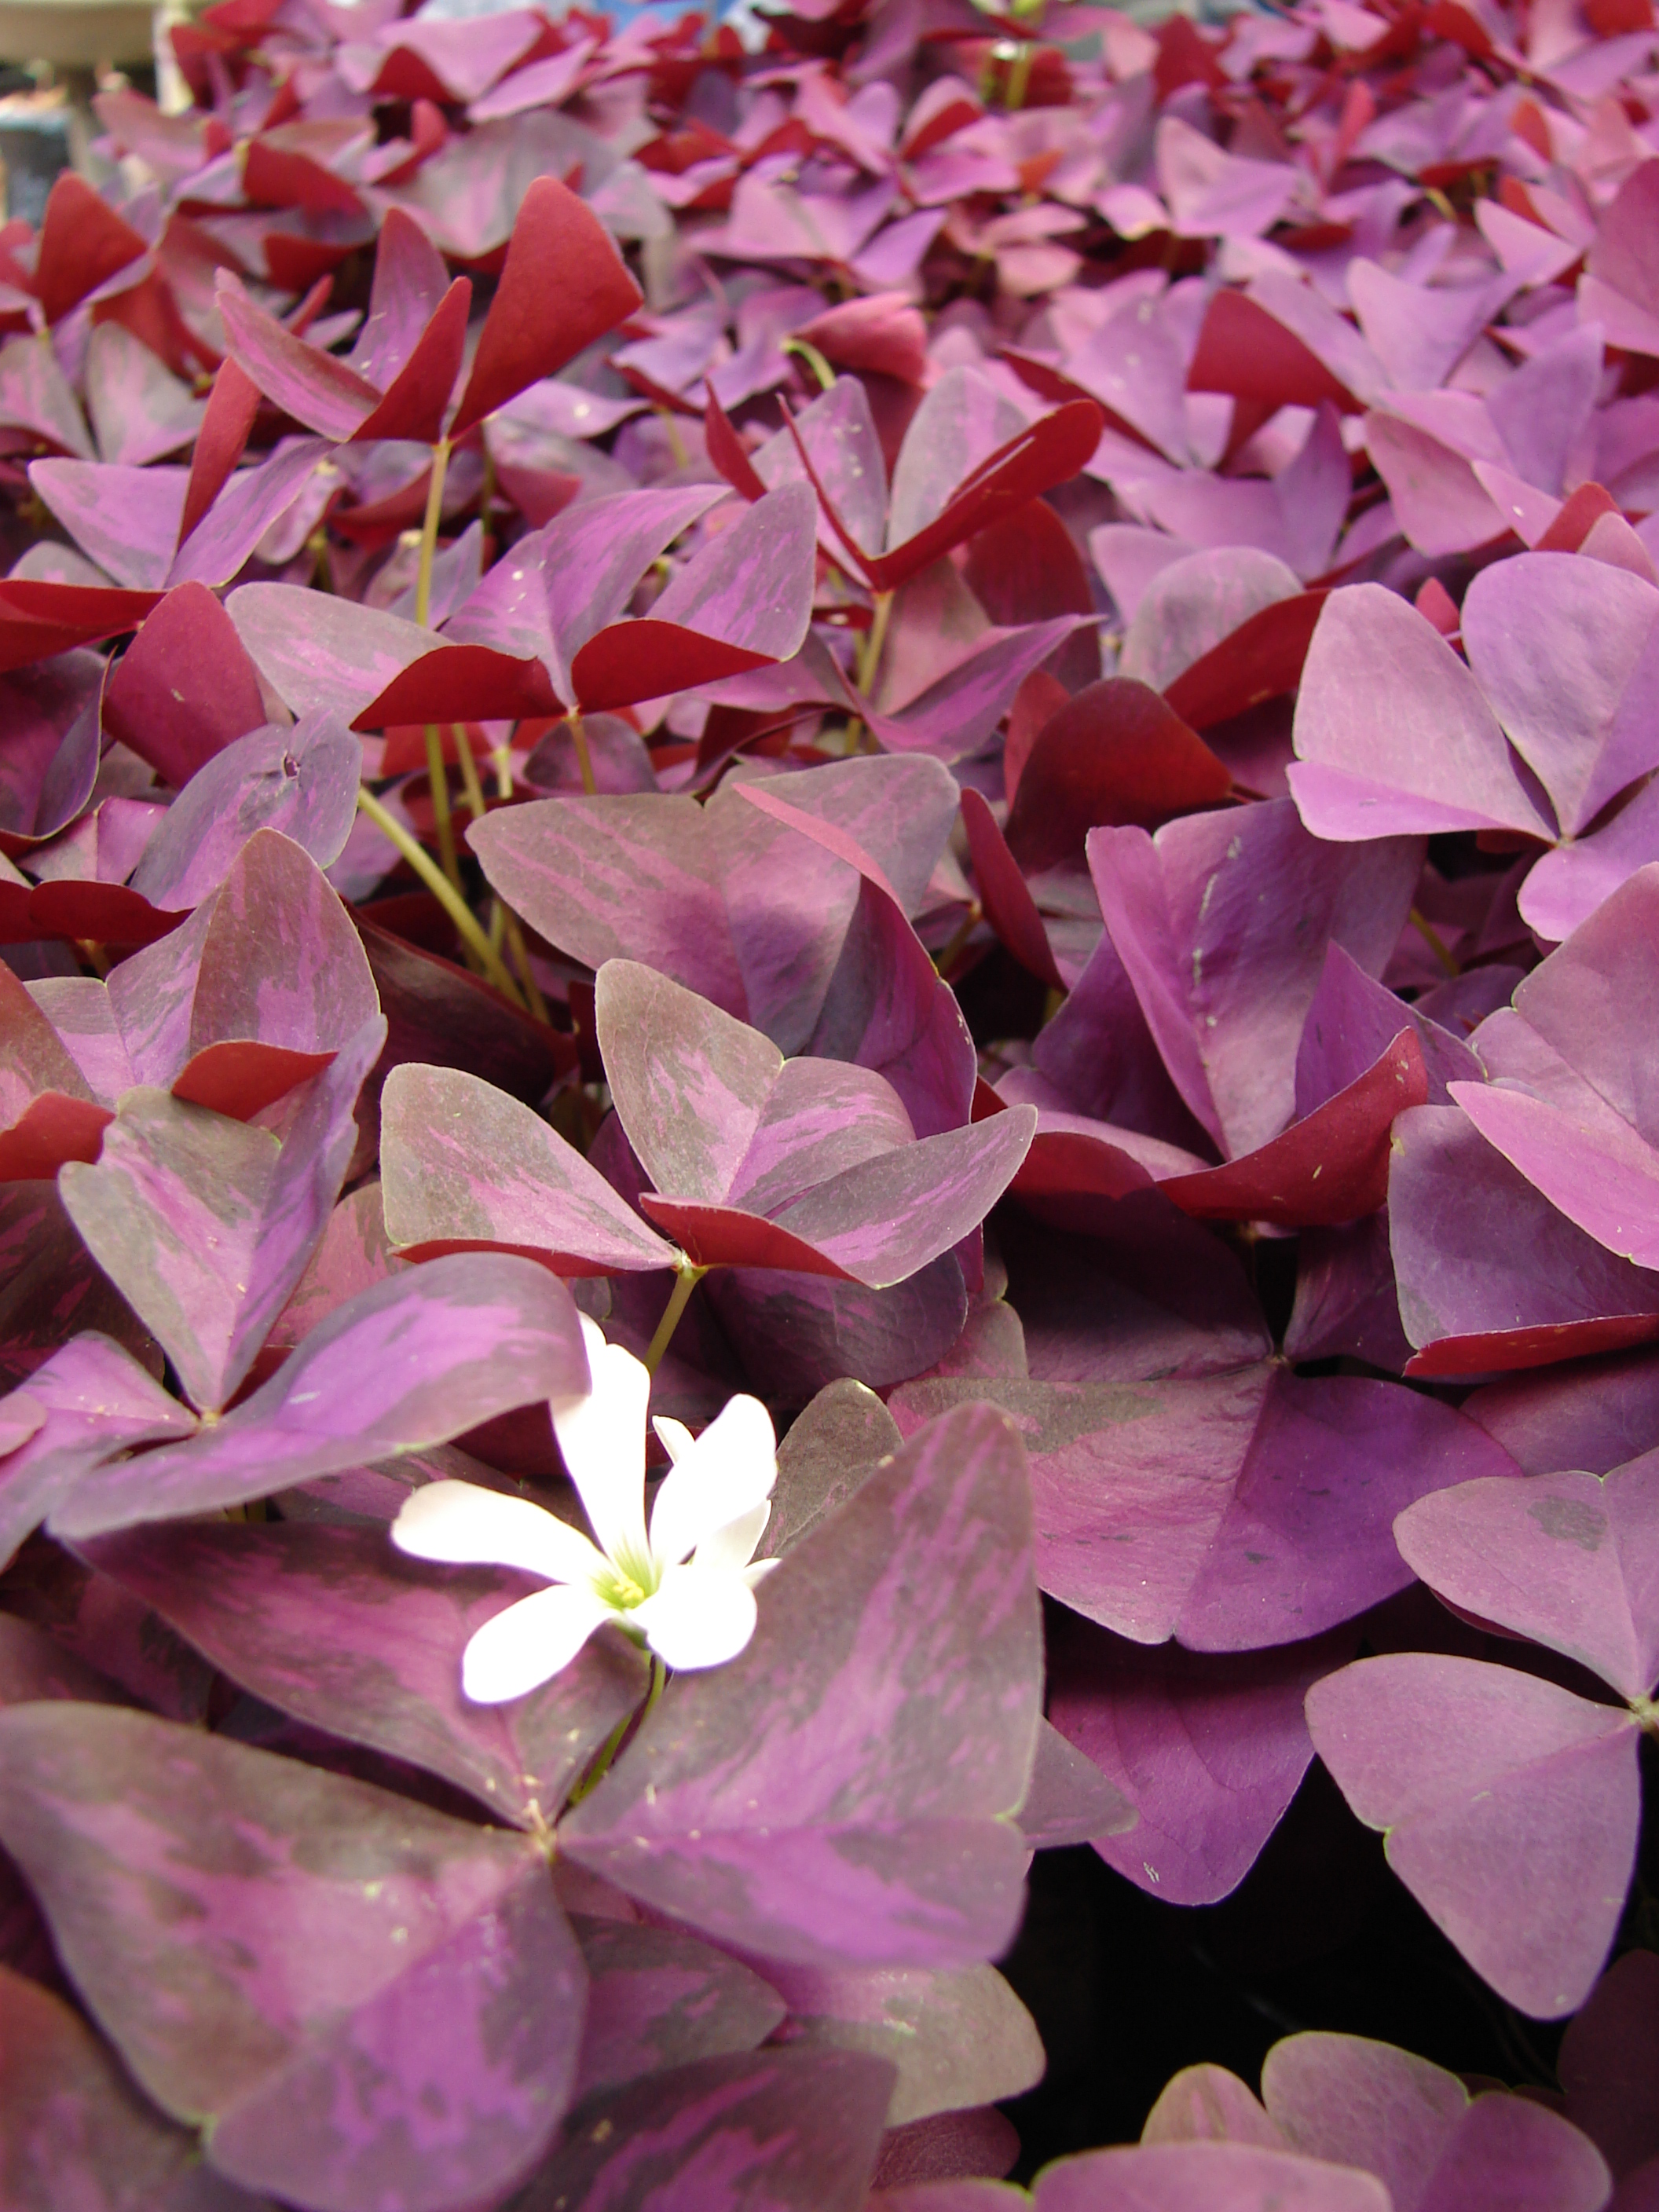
<box><xmin>599</xmin><ymin>1553</ymin><xmax>655</xmax><ymax>1611</ymax></box>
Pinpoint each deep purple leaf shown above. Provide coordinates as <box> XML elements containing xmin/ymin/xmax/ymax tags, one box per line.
<box><xmin>571</xmin><ymin>1915</ymin><xmax>787</xmax><ymax>2103</ymax></box>
<box><xmin>1035</xmin><ymin>2141</ymin><xmax>1392</xmax><ymax>2210</ymax></box>
<box><xmin>1462</xmin><ymin>555</ymin><xmax>1659</xmax><ymax>837</ymax></box>
<box><xmin>757</xmin><ymin>1377</ymin><xmax>900</xmax><ymax>1560</ymax></box>
<box><xmin>1390</xmin><ymin>1105</ymin><xmax>1659</xmax><ymax>1376</ymax></box>
<box><xmin>128</xmin><ymin>714</ymin><xmax>362</xmax><ymax>913</ymax></box>
<box><xmin>759</xmin><ymin>1958</ymin><xmax>1043</xmax><ymax>2126</ymax></box>
<box><xmin>1046</xmin><ymin>1613</ymin><xmax>1356</xmax><ymax>1906</ymax></box>
<box><xmin>0</xmin><ymin>1961</ymin><xmax>268</xmax><ymax>2212</ymax></box>
<box><xmin>1085</xmin><ymin>802</ymin><xmax>1421</xmax><ymax>1158</ymax></box>
<box><xmin>59</xmin><ymin>1020</ymin><xmax>385</xmax><ymax>1414</ymax></box>
<box><xmin>108</xmin><ymin>829</ymin><xmax>380</xmax><ymax>1119</ymax></box>
<box><xmin>888</xmin><ymin>1364</ymin><xmax>1515</xmax><ymax>1648</ymax></box>
<box><xmin>381</xmin><ymin>1061</ymin><xmax>676</xmax><ymax>1275</ymax></box>
<box><xmin>1291</xmin><ymin>584</ymin><xmax>1557</xmax><ymax>840</ymax></box>
<box><xmin>467</xmin><ymin>755</ymin><xmax>958</xmax><ymax>1054</ymax></box>
<box><xmin>0</xmin><ymin>1332</ymin><xmax>191</xmax><ymax>1571</ymax></box>
<box><xmin>1262</xmin><ymin>2031</ymin><xmax>1613</xmax><ymax>2212</ymax></box>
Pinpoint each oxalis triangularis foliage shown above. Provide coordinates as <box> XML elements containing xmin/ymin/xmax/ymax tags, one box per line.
<box><xmin>0</xmin><ymin>0</ymin><xmax>1657</xmax><ymax>2199</ymax></box>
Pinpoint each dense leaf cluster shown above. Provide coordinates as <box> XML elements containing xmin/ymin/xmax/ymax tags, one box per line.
<box><xmin>0</xmin><ymin>0</ymin><xmax>1657</xmax><ymax>2202</ymax></box>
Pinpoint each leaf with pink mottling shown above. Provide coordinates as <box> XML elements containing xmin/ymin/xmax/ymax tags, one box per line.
<box><xmin>562</xmin><ymin>1401</ymin><xmax>1041</xmax><ymax>1969</ymax></box>
<box><xmin>59</xmin><ymin>1019</ymin><xmax>384</xmax><ymax>1415</ymax></box>
<box><xmin>0</xmin><ymin>1704</ymin><xmax>587</xmax><ymax>2210</ymax></box>
<box><xmin>49</xmin><ymin>1252</ymin><xmax>590</xmax><ymax>1536</ymax></box>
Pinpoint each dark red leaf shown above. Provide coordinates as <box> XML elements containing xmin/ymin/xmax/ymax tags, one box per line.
<box><xmin>450</xmin><ymin>175</ymin><xmax>644</xmax><ymax>438</ymax></box>
<box><xmin>1005</xmin><ymin>679</ymin><xmax>1233</xmax><ymax>868</ymax></box>
<box><xmin>101</xmin><ymin>582</ymin><xmax>268</xmax><ymax>789</ymax></box>
<box><xmin>178</xmin><ymin>357</ymin><xmax>262</xmax><ymax>549</ymax></box>
<box><xmin>1187</xmin><ymin>291</ymin><xmax>1364</xmax><ymax>414</ymax></box>
<box><xmin>570</xmin><ymin>620</ymin><xmax>775</xmax><ymax>713</ymax></box>
<box><xmin>35</xmin><ymin>174</ymin><xmax>148</xmax><ymax>326</ymax></box>
<box><xmin>1161</xmin><ymin>1031</ymin><xmax>1430</xmax><ymax>1229</ymax></box>
<box><xmin>960</xmin><ymin>787</ymin><xmax>1064</xmax><ymax>991</ymax></box>
<box><xmin>1163</xmin><ymin>592</ymin><xmax>1330</xmax><ymax>731</ymax></box>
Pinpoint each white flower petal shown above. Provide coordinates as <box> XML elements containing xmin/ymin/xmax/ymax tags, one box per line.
<box><xmin>648</xmin><ymin>1393</ymin><xmax>777</xmax><ymax>1568</ymax></box>
<box><xmin>692</xmin><ymin>1500</ymin><xmax>770</xmax><ymax>1575</ymax></box>
<box><xmin>745</xmin><ymin>1557</ymin><xmax>781</xmax><ymax>1588</ymax></box>
<box><xmin>392</xmin><ymin>1479</ymin><xmax>607</xmax><ymax>1585</ymax></box>
<box><xmin>633</xmin><ymin>1562</ymin><xmax>759</xmax><ymax>1672</ymax></box>
<box><xmin>651</xmin><ymin>1415</ymin><xmax>696</xmax><ymax>1465</ymax></box>
<box><xmin>460</xmin><ymin>1584</ymin><xmax>617</xmax><ymax>1703</ymax></box>
<box><xmin>551</xmin><ymin>1328</ymin><xmax>651</xmax><ymax>1573</ymax></box>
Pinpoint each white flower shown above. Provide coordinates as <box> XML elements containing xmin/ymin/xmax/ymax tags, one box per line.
<box><xmin>392</xmin><ymin>1318</ymin><xmax>778</xmax><ymax>1703</ymax></box>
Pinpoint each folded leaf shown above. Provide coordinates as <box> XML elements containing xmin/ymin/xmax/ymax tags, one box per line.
<box><xmin>50</xmin><ymin>1252</ymin><xmax>591</xmax><ymax>1535</ymax></box>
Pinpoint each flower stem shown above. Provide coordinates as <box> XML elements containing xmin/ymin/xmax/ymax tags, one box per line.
<box><xmin>644</xmin><ymin>1258</ymin><xmax>707</xmax><ymax>1375</ymax></box>
<box><xmin>564</xmin><ymin>1706</ymin><xmax>633</xmax><ymax>1807</ymax></box>
<box><xmin>414</xmin><ymin>437</ymin><xmax>451</xmax><ymax>628</ymax></box>
<box><xmin>562</xmin><ymin>1651</ymin><xmax>668</xmax><ymax>1812</ymax></box>
<box><xmin>641</xmin><ymin>1651</ymin><xmax>666</xmax><ymax>1726</ymax></box>
<box><xmin>423</xmin><ymin>723</ymin><xmax>462</xmax><ymax>892</ymax></box>
<box><xmin>355</xmin><ymin>786</ymin><xmax>526</xmax><ymax>1008</ymax></box>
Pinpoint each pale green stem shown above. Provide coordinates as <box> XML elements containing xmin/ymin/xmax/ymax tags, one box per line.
<box><xmin>562</xmin><ymin>1653</ymin><xmax>667</xmax><ymax>1812</ymax></box>
<box><xmin>782</xmin><ymin>335</ymin><xmax>837</xmax><ymax>392</ymax></box>
<box><xmin>569</xmin><ymin>711</ymin><xmax>597</xmax><ymax>797</ymax></box>
<box><xmin>856</xmin><ymin>589</ymin><xmax>894</xmax><ymax>698</ymax></box>
<box><xmin>934</xmin><ymin>902</ymin><xmax>981</xmax><ymax>977</ymax></box>
<box><xmin>1005</xmin><ymin>39</ymin><xmax>1035</xmax><ymax>108</ymax></box>
<box><xmin>654</xmin><ymin>406</ymin><xmax>689</xmax><ymax>470</ymax></box>
<box><xmin>500</xmin><ymin>904</ymin><xmax>551</xmax><ymax>1024</ymax></box>
<box><xmin>454</xmin><ymin>723</ymin><xmax>487</xmax><ymax>822</ymax></box>
<box><xmin>414</xmin><ymin>437</ymin><xmax>452</xmax><ymax>628</ymax></box>
<box><xmin>355</xmin><ymin>786</ymin><xmax>526</xmax><ymax>1008</ymax></box>
<box><xmin>644</xmin><ymin>1259</ymin><xmax>707</xmax><ymax>1375</ymax></box>
<box><xmin>423</xmin><ymin>724</ymin><xmax>462</xmax><ymax>894</ymax></box>
<box><xmin>1409</xmin><ymin>906</ymin><xmax>1460</xmax><ymax>977</ymax></box>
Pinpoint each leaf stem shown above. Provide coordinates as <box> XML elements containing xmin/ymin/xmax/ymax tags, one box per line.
<box><xmin>644</xmin><ymin>1258</ymin><xmax>707</xmax><ymax>1375</ymax></box>
<box><xmin>782</xmin><ymin>335</ymin><xmax>837</xmax><ymax>392</ymax></box>
<box><xmin>500</xmin><ymin>903</ymin><xmax>551</xmax><ymax>1024</ymax></box>
<box><xmin>569</xmin><ymin>711</ymin><xmax>597</xmax><ymax>797</ymax></box>
<box><xmin>414</xmin><ymin>436</ymin><xmax>452</xmax><ymax>628</ymax></box>
<box><xmin>355</xmin><ymin>786</ymin><xmax>526</xmax><ymax>1008</ymax></box>
<box><xmin>423</xmin><ymin>723</ymin><xmax>462</xmax><ymax>892</ymax></box>
<box><xmin>1408</xmin><ymin>906</ymin><xmax>1460</xmax><ymax>977</ymax></box>
<box><xmin>454</xmin><ymin>723</ymin><xmax>487</xmax><ymax>821</ymax></box>
<box><xmin>856</xmin><ymin>588</ymin><xmax>894</xmax><ymax>698</ymax></box>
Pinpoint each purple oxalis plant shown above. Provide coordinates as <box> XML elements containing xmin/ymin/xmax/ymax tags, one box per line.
<box><xmin>1</xmin><ymin>2</ymin><xmax>1659</xmax><ymax>2207</ymax></box>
